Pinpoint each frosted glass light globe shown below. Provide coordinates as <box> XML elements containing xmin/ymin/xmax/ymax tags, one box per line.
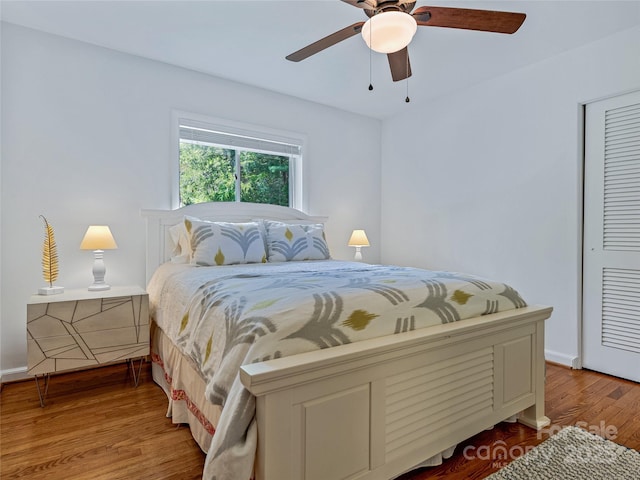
<box><xmin>362</xmin><ymin>11</ymin><xmax>418</xmax><ymax>54</ymax></box>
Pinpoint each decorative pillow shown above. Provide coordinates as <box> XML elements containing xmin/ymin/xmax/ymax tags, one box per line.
<box><xmin>168</xmin><ymin>220</ymin><xmax>193</xmax><ymax>263</ymax></box>
<box><xmin>265</xmin><ymin>220</ymin><xmax>331</xmax><ymax>262</ymax></box>
<box><xmin>253</xmin><ymin>218</ymin><xmax>322</xmax><ymax>254</ymax></box>
<box><xmin>185</xmin><ymin>218</ymin><xmax>267</xmax><ymax>266</ymax></box>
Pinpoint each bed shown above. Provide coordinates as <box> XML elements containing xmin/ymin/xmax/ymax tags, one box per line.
<box><xmin>141</xmin><ymin>202</ymin><xmax>552</xmax><ymax>480</ymax></box>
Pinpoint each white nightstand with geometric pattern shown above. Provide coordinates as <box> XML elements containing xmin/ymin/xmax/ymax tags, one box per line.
<box><xmin>27</xmin><ymin>286</ymin><xmax>149</xmax><ymax>406</ymax></box>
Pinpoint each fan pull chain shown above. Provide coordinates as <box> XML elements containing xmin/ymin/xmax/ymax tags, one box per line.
<box><xmin>368</xmin><ymin>22</ymin><xmax>373</xmax><ymax>91</ymax></box>
<box><xmin>368</xmin><ymin>48</ymin><xmax>373</xmax><ymax>91</ymax></box>
<box><xmin>405</xmin><ymin>52</ymin><xmax>410</xmax><ymax>103</ymax></box>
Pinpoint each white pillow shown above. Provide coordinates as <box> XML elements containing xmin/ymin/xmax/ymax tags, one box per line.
<box><xmin>186</xmin><ymin>218</ymin><xmax>267</xmax><ymax>266</ymax></box>
<box><xmin>168</xmin><ymin>220</ymin><xmax>192</xmax><ymax>263</ymax></box>
<box><xmin>265</xmin><ymin>220</ymin><xmax>331</xmax><ymax>262</ymax></box>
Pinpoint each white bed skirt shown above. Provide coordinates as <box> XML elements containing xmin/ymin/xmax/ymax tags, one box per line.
<box><xmin>151</xmin><ymin>322</ymin><xmax>220</xmax><ymax>453</ymax></box>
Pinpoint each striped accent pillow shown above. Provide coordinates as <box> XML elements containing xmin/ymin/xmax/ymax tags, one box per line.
<box><xmin>185</xmin><ymin>218</ymin><xmax>267</xmax><ymax>266</ymax></box>
<box><xmin>265</xmin><ymin>221</ymin><xmax>331</xmax><ymax>262</ymax></box>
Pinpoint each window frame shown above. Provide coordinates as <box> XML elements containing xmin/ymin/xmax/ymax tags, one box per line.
<box><xmin>171</xmin><ymin>111</ymin><xmax>305</xmax><ymax>210</ymax></box>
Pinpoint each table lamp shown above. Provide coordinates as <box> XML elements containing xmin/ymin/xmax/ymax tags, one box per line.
<box><xmin>80</xmin><ymin>225</ymin><xmax>118</xmax><ymax>291</ymax></box>
<box><xmin>348</xmin><ymin>229</ymin><xmax>370</xmax><ymax>261</ymax></box>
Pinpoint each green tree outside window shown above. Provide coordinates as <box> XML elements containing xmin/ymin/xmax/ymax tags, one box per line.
<box><xmin>179</xmin><ymin>142</ymin><xmax>290</xmax><ymax>207</ymax></box>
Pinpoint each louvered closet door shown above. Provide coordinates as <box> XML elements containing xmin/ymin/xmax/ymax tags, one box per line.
<box><xmin>583</xmin><ymin>90</ymin><xmax>640</xmax><ymax>382</ymax></box>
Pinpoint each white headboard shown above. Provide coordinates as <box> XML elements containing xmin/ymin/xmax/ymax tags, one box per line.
<box><xmin>140</xmin><ymin>202</ymin><xmax>328</xmax><ymax>284</ymax></box>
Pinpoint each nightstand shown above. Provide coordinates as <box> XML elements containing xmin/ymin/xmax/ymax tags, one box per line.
<box><xmin>27</xmin><ymin>286</ymin><xmax>149</xmax><ymax>406</ymax></box>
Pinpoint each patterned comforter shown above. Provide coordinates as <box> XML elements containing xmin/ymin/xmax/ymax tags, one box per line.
<box><xmin>147</xmin><ymin>260</ymin><xmax>527</xmax><ymax>480</ymax></box>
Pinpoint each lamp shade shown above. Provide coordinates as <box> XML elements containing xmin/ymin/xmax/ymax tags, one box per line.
<box><xmin>361</xmin><ymin>11</ymin><xmax>418</xmax><ymax>54</ymax></box>
<box><xmin>80</xmin><ymin>226</ymin><xmax>118</xmax><ymax>250</ymax></box>
<box><xmin>348</xmin><ymin>229</ymin><xmax>370</xmax><ymax>247</ymax></box>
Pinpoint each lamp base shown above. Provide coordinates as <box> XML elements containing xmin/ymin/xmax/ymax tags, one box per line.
<box><xmin>38</xmin><ymin>286</ymin><xmax>64</xmax><ymax>295</ymax></box>
<box><xmin>88</xmin><ymin>250</ymin><xmax>111</xmax><ymax>291</ymax></box>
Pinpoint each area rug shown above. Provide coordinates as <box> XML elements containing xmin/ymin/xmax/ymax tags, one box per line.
<box><xmin>485</xmin><ymin>426</ymin><xmax>640</xmax><ymax>479</ymax></box>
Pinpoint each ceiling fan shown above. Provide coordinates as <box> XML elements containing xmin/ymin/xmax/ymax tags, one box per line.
<box><xmin>286</xmin><ymin>1</ymin><xmax>526</xmax><ymax>82</ymax></box>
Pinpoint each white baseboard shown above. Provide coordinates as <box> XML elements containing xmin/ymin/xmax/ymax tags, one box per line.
<box><xmin>545</xmin><ymin>349</ymin><xmax>580</xmax><ymax>369</ymax></box>
<box><xmin>2</xmin><ymin>351</ymin><xmax>580</xmax><ymax>382</ymax></box>
<box><xmin>0</xmin><ymin>366</ymin><xmax>30</xmax><ymax>384</ymax></box>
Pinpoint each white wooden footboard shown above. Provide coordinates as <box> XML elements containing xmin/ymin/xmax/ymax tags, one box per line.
<box><xmin>240</xmin><ymin>305</ymin><xmax>552</xmax><ymax>480</ymax></box>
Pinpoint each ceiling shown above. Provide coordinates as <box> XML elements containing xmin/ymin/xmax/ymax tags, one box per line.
<box><xmin>1</xmin><ymin>0</ymin><xmax>639</xmax><ymax>119</ymax></box>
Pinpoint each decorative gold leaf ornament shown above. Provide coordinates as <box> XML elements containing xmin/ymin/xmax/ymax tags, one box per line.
<box><xmin>180</xmin><ymin>313</ymin><xmax>190</xmax><ymax>333</ymax></box>
<box><xmin>38</xmin><ymin>215</ymin><xmax>64</xmax><ymax>295</ymax></box>
<box><xmin>451</xmin><ymin>289</ymin><xmax>473</xmax><ymax>305</ymax></box>
<box><xmin>205</xmin><ymin>335</ymin><xmax>213</xmax><ymax>363</ymax></box>
<box><xmin>250</xmin><ymin>298</ymin><xmax>280</xmax><ymax>312</ymax></box>
<box><xmin>342</xmin><ymin>309</ymin><xmax>379</xmax><ymax>331</ymax></box>
<box><xmin>215</xmin><ymin>247</ymin><xmax>225</xmax><ymax>266</ymax></box>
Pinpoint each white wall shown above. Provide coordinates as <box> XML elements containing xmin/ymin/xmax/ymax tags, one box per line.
<box><xmin>381</xmin><ymin>25</ymin><xmax>640</xmax><ymax>366</ymax></box>
<box><xmin>0</xmin><ymin>19</ymin><xmax>3</xmax><ymax>379</ymax></box>
<box><xmin>0</xmin><ymin>23</ymin><xmax>382</xmax><ymax>375</ymax></box>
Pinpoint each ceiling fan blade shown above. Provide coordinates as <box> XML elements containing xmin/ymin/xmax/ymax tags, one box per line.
<box><xmin>413</xmin><ymin>6</ymin><xmax>526</xmax><ymax>34</ymax></box>
<box><xmin>286</xmin><ymin>22</ymin><xmax>365</xmax><ymax>62</ymax></box>
<box><xmin>340</xmin><ymin>0</ymin><xmax>377</xmax><ymax>10</ymax></box>
<box><xmin>387</xmin><ymin>47</ymin><xmax>412</xmax><ymax>82</ymax></box>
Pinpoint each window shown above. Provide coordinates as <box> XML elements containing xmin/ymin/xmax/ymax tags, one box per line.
<box><xmin>177</xmin><ymin>117</ymin><xmax>302</xmax><ymax>208</ymax></box>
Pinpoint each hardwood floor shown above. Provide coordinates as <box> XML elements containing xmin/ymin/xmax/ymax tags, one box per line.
<box><xmin>1</xmin><ymin>362</ymin><xmax>638</xmax><ymax>479</ymax></box>
<box><xmin>0</xmin><ymin>363</ymin><xmax>204</xmax><ymax>480</ymax></box>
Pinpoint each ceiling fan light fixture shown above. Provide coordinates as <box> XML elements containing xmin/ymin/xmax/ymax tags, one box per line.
<box><xmin>361</xmin><ymin>11</ymin><xmax>417</xmax><ymax>54</ymax></box>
